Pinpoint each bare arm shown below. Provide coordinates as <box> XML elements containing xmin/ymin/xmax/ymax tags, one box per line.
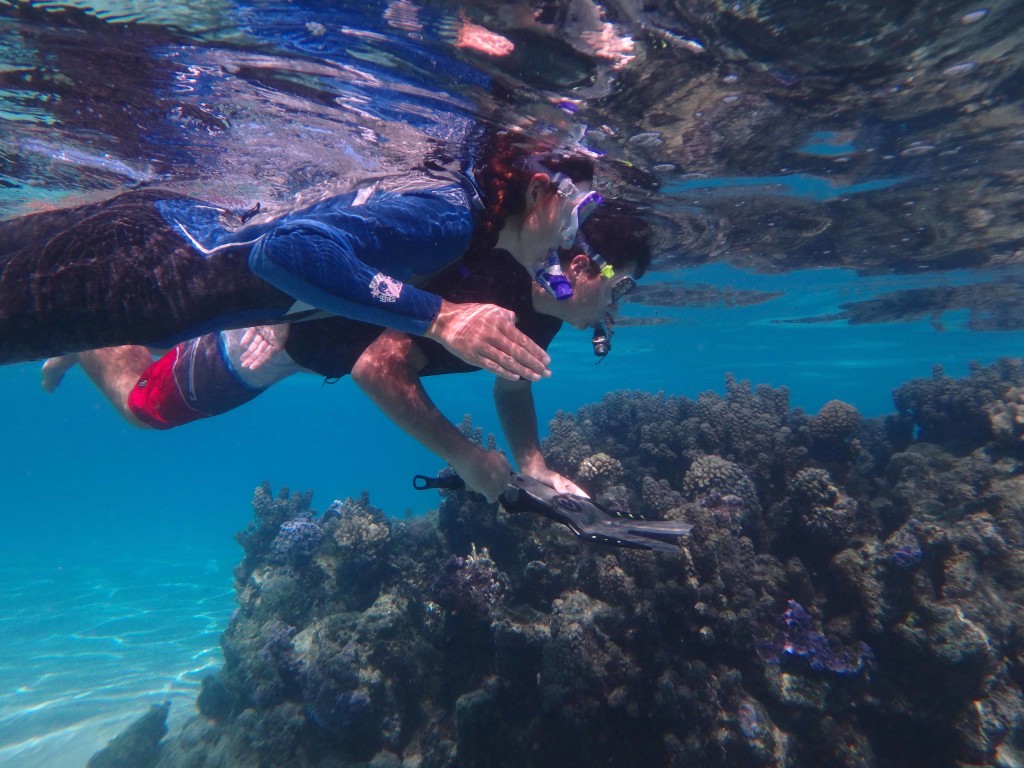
<box><xmin>493</xmin><ymin>377</ymin><xmax>588</xmax><ymax>497</ymax></box>
<box><xmin>351</xmin><ymin>330</ymin><xmax>512</xmax><ymax>502</ymax></box>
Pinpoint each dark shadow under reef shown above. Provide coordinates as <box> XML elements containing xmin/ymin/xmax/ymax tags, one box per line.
<box><xmin>91</xmin><ymin>359</ymin><xmax>1024</xmax><ymax>768</ymax></box>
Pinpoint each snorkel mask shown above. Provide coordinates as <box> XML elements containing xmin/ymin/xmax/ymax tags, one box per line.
<box><xmin>588</xmin><ymin>251</ymin><xmax>637</xmax><ymax>304</ymax></box>
<box><xmin>553</xmin><ymin>173</ymin><xmax>603</xmax><ymax>249</ymax></box>
<box><xmin>535</xmin><ymin>176</ymin><xmax>603</xmax><ymax>301</ymax></box>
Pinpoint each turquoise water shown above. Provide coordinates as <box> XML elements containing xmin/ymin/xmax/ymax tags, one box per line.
<box><xmin>0</xmin><ymin>544</ymin><xmax>231</xmax><ymax>767</ymax></box>
<box><xmin>3</xmin><ymin>265</ymin><xmax>1019</xmax><ymax>761</ymax></box>
<box><xmin>1</xmin><ymin>0</ymin><xmax>1023</xmax><ymax>763</ymax></box>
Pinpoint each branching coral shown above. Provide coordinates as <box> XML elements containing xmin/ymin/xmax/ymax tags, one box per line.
<box><xmin>810</xmin><ymin>399</ymin><xmax>862</xmax><ymax>444</ymax></box>
<box><xmin>683</xmin><ymin>454</ymin><xmax>760</xmax><ymax>532</ymax></box>
<box><xmin>236</xmin><ymin>483</ymin><xmax>314</xmax><ymax>579</ymax></box>
<box><xmin>786</xmin><ymin>467</ymin><xmax>860</xmax><ymax>551</ymax></box>
<box><xmin>892</xmin><ymin>358</ymin><xmax>1024</xmax><ymax>448</ymax></box>
<box><xmin>269</xmin><ymin>518</ymin><xmax>323</xmax><ymax>565</ymax></box>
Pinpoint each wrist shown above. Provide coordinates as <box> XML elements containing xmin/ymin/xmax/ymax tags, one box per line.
<box><xmin>424</xmin><ymin>299</ymin><xmax>451</xmax><ymax>343</ymax></box>
<box><xmin>448</xmin><ymin>441</ymin><xmax>487</xmax><ymax>473</ymax></box>
<box><xmin>518</xmin><ymin>453</ymin><xmax>548</xmax><ymax>476</ymax></box>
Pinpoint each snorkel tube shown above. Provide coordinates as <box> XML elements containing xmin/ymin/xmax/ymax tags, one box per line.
<box><xmin>535</xmin><ymin>250</ymin><xmax>573</xmax><ymax>300</ymax></box>
<box><xmin>592</xmin><ymin>313</ymin><xmax>614</xmax><ymax>358</ymax></box>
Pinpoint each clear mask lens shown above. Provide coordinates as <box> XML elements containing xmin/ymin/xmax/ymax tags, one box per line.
<box><xmin>609</xmin><ymin>275</ymin><xmax>637</xmax><ymax>304</ymax></box>
<box><xmin>555</xmin><ymin>176</ymin><xmax>603</xmax><ymax>248</ymax></box>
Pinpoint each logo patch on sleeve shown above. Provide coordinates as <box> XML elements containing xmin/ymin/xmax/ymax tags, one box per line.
<box><xmin>369</xmin><ymin>273</ymin><xmax>403</xmax><ymax>303</ymax></box>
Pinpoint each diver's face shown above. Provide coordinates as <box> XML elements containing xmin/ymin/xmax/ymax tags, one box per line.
<box><xmin>536</xmin><ymin>257</ymin><xmax>637</xmax><ymax>330</ymax></box>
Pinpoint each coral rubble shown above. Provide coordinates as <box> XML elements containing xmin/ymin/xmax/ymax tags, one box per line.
<box><xmin>98</xmin><ymin>359</ymin><xmax>1024</xmax><ymax>768</ymax></box>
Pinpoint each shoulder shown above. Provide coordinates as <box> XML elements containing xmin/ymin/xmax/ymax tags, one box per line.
<box><xmin>424</xmin><ymin>248</ymin><xmax>527</xmax><ymax>307</ymax></box>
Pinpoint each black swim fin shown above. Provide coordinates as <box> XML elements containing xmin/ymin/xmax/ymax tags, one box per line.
<box><xmin>413</xmin><ymin>472</ymin><xmax>692</xmax><ymax>552</ymax></box>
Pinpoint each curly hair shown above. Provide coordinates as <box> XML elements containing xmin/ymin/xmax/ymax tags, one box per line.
<box><xmin>462</xmin><ymin>130</ymin><xmax>595</xmax><ymax>264</ymax></box>
<box><xmin>569</xmin><ymin>203</ymin><xmax>653</xmax><ymax>279</ymax></box>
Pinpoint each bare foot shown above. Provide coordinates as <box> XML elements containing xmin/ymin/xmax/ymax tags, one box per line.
<box><xmin>41</xmin><ymin>354</ymin><xmax>79</xmax><ymax>393</ymax></box>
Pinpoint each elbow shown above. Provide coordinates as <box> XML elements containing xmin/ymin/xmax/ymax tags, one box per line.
<box><xmin>353</xmin><ymin>333</ymin><xmax>426</xmax><ymax>392</ymax></box>
<box><xmin>350</xmin><ymin>353</ymin><xmax>377</xmax><ymax>389</ymax></box>
<box><xmin>351</xmin><ymin>349</ymin><xmax>405</xmax><ymax>393</ymax></box>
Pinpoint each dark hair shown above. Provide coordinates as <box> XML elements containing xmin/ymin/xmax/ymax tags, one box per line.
<box><xmin>462</xmin><ymin>130</ymin><xmax>595</xmax><ymax>263</ymax></box>
<box><xmin>570</xmin><ymin>204</ymin><xmax>652</xmax><ymax>279</ymax></box>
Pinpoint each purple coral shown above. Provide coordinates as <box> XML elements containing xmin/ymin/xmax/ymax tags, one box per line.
<box><xmin>431</xmin><ymin>546</ymin><xmax>508</xmax><ymax>620</ymax></box>
<box><xmin>757</xmin><ymin>600</ymin><xmax>871</xmax><ymax>675</ymax></box>
<box><xmin>259</xmin><ymin>622</ymin><xmax>300</xmax><ymax>673</ymax></box>
<box><xmin>270</xmin><ymin>518</ymin><xmax>323</xmax><ymax>564</ymax></box>
<box><xmin>252</xmin><ymin>622</ymin><xmax>303</xmax><ymax>705</ymax></box>
<box><xmin>886</xmin><ymin>518</ymin><xmax>924</xmax><ymax>569</ymax></box>
<box><xmin>300</xmin><ymin>649</ymin><xmax>378</xmax><ymax>754</ymax></box>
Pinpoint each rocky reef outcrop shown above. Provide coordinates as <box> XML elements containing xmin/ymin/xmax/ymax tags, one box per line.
<box><xmin>100</xmin><ymin>358</ymin><xmax>1024</xmax><ymax>768</ymax></box>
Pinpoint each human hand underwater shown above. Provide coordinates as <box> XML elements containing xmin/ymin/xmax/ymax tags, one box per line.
<box><xmin>239</xmin><ymin>324</ymin><xmax>290</xmax><ymax>370</ymax></box>
<box><xmin>425</xmin><ymin>301</ymin><xmax>551</xmax><ymax>382</ymax></box>
<box><xmin>453</xmin><ymin>447</ymin><xmax>513</xmax><ymax>504</ymax></box>
<box><xmin>522</xmin><ymin>464</ymin><xmax>590</xmax><ymax>498</ymax></box>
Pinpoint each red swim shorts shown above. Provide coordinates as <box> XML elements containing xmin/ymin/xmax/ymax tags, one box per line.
<box><xmin>126</xmin><ymin>345</ymin><xmax>207</xmax><ymax>430</ymax></box>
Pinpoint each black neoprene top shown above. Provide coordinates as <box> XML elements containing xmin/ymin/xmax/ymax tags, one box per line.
<box><xmin>284</xmin><ymin>248</ymin><xmax>563</xmax><ymax>379</ymax></box>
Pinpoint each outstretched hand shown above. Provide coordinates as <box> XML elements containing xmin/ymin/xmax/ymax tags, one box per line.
<box><xmin>425</xmin><ymin>300</ymin><xmax>551</xmax><ymax>382</ymax></box>
<box><xmin>238</xmin><ymin>324</ymin><xmax>290</xmax><ymax>370</ymax></box>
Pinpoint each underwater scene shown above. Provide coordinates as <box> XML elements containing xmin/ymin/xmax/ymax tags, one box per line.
<box><xmin>1</xmin><ymin>0</ymin><xmax>1023</xmax><ymax>766</ymax></box>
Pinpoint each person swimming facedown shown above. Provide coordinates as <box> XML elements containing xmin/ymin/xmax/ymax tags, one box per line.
<box><xmin>0</xmin><ymin>133</ymin><xmax>600</xmax><ymax>386</ymax></box>
<box><xmin>42</xmin><ymin>207</ymin><xmax>652</xmax><ymax>503</ymax></box>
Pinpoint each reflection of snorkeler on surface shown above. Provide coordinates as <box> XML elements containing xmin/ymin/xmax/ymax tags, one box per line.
<box><xmin>0</xmin><ymin>132</ymin><xmax>600</xmax><ymax>384</ymax></box>
<box><xmin>44</xmin><ymin>211</ymin><xmax>646</xmax><ymax>503</ymax></box>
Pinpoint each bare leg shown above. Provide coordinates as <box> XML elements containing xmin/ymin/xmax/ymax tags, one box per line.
<box><xmin>41</xmin><ymin>354</ymin><xmax>80</xmax><ymax>392</ymax></box>
<box><xmin>76</xmin><ymin>346</ymin><xmax>157</xmax><ymax>429</ymax></box>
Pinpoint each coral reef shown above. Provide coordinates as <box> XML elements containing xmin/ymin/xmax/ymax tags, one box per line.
<box><xmin>431</xmin><ymin>544</ymin><xmax>509</xmax><ymax>620</ymax></box>
<box><xmin>986</xmin><ymin>386</ymin><xmax>1024</xmax><ymax>443</ymax></box>
<box><xmin>809</xmin><ymin>399</ymin><xmax>862</xmax><ymax>457</ymax></box>
<box><xmin>892</xmin><ymin>358</ymin><xmax>1024</xmax><ymax>448</ymax></box>
<box><xmin>96</xmin><ymin>359</ymin><xmax>1024</xmax><ymax>768</ymax></box>
<box><xmin>756</xmin><ymin>600</ymin><xmax>872</xmax><ymax>675</ymax></box>
<box><xmin>87</xmin><ymin>702</ymin><xmax>169</xmax><ymax>768</ymax></box>
<box><xmin>577</xmin><ymin>452</ymin><xmax>623</xmax><ymax>495</ymax></box>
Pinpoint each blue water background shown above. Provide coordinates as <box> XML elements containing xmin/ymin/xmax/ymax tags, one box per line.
<box><xmin>1</xmin><ymin>0</ymin><xmax>1023</xmax><ymax>763</ymax></box>
<box><xmin>3</xmin><ymin>260</ymin><xmax>1022</xmax><ymax>764</ymax></box>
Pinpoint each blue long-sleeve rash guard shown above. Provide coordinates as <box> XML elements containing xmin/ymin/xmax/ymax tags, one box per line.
<box><xmin>160</xmin><ymin>183</ymin><xmax>477</xmax><ymax>336</ymax></box>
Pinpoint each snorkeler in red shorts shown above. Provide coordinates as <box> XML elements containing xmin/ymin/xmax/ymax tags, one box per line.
<box><xmin>47</xmin><ymin>212</ymin><xmax>644</xmax><ymax>502</ymax></box>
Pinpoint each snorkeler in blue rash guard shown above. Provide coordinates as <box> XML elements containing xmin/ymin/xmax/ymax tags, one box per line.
<box><xmin>44</xmin><ymin>210</ymin><xmax>649</xmax><ymax>502</ymax></box>
<box><xmin>0</xmin><ymin>135</ymin><xmax>600</xmax><ymax>382</ymax></box>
